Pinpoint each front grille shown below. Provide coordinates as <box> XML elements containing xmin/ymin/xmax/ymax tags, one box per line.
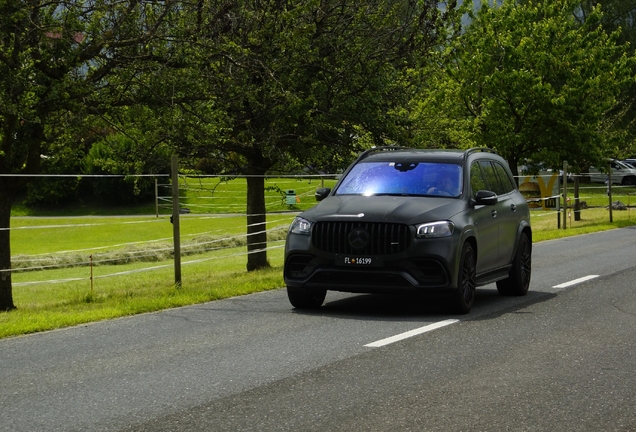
<box><xmin>312</xmin><ymin>222</ymin><xmax>410</xmax><ymax>255</ymax></box>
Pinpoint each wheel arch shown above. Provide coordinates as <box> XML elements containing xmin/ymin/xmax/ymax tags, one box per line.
<box><xmin>449</xmin><ymin>229</ymin><xmax>478</xmax><ymax>289</ymax></box>
<box><xmin>459</xmin><ymin>228</ymin><xmax>478</xmax><ymax>260</ymax></box>
<box><xmin>515</xmin><ymin>222</ymin><xmax>532</xmax><ymax>256</ymax></box>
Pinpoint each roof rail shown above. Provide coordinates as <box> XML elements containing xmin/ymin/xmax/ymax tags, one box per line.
<box><xmin>465</xmin><ymin>147</ymin><xmax>498</xmax><ymax>156</ymax></box>
<box><xmin>356</xmin><ymin>145</ymin><xmax>412</xmax><ymax>161</ymax></box>
<box><xmin>354</xmin><ymin>146</ymin><xmax>498</xmax><ymax>163</ymax></box>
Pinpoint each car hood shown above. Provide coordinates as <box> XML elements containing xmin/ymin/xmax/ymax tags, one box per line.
<box><xmin>301</xmin><ymin>195</ymin><xmax>467</xmax><ymax>225</ymax></box>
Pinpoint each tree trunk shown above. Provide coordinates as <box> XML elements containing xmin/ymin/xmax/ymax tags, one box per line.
<box><xmin>0</xmin><ymin>178</ymin><xmax>16</xmax><ymax>311</ymax></box>
<box><xmin>246</xmin><ymin>174</ymin><xmax>270</xmax><ymax>271</ymax></box>
<box><xmin>507</xmin><ymin>157</ymin><xmax>520</xmax><ymax>186</ymax></box>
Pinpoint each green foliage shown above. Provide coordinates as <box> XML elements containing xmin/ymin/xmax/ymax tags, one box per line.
<box><xmin>412</xmin><ymin>0</ymin><xmax>636</xmax><ymax>175</ymax></box>
<box><xmin>576</xmin><ymin>0</ymin><xmax>636</xmax><ymax>158</ymax></box>
<box><xmin>0</xmin><ymin>0</ymin><xmax>183</xmax><ymax>308</ymax></box>
<box><xmin>25</xmin><ymin>147</ymin><xmax>84</xmax><ymax>206</ymax></box>
<box><xmin>84</xmin><ymin>127</ymin><xmax>171</xmax><ymax>204</ymax></box>
<box><xmin>0</xmin><ymin>0</ymin><xmax>178</xmax><ymax>178</ymax></box>
<box><xmin>26</xmin><ymin>103</ymin><xmax>174</xmax><ymax>206</ymax></box>
<box><xmin>145</xmin><ymin>0</ymin><xmax>463</xmax><ymax>270</ymax></box>
<box><xmin>162</xmin><ymin>0</ymin><xmax>461</xmax><ymax>173</ymax></box>
<box><xmin>576</xmin><ymin>1</ymin><xmax>636</xmax><ymax>47</ymax></box>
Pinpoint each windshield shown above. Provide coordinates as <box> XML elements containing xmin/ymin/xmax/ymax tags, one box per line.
<box><xmin>335</xmin><ymin>161</ymin><xmax>463</xmax><ymax>197</ymax></box>
<box><xmin>615</xmin><ymin>160</ymin><xmax>634</xmax><ymax>170</ymax></box>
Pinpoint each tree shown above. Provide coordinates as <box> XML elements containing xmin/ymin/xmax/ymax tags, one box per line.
<box><xmin>166</xmin><ymin>0</ymin><xmax>461</xmax><ymax>271</ymax></box>
<box><xmin>23</xmin><ymin>106</ymin><xmax>172</xmax><ymax>207</ymax></box>
<box><xmin>576</xmin><ymin>0</ymin><xmax>636</xmax><ymax>157</ymax></box>
<box><xmin>0</xmin><ymin>0</ymin><xmax>178</xmax><ymax>311</ymax></box>
<box><xmin>576</xmin><ymin>0</ymin><xmax>636</xmax><ymax>47</ymax></box>
<box><xmin>412</xmin><ymin>0</ymin><xmax>635</xmax><ymax>176</ymax></box>
<box><xmin>82</xmin><ymin>107</ymin><xmax>173</xmax><ymax>205</ymax></box>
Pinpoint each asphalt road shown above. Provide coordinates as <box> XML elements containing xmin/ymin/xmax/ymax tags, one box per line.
<box><xmin>2</xmin><ymin>228</ymin><xmax>636</xmax><ymax>431</ymax></box>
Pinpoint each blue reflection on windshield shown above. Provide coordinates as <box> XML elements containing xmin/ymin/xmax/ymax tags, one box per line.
<box><xmin>335</xmin><ymin>162</ymin><xmax>462</xmax><ymax>197</ymax></box>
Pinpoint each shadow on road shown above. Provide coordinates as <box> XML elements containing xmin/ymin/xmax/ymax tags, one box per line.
<box><xmin>291</xmin><ymin>288</ymin><xmax>557</xmax><ymax>323</ymax></box>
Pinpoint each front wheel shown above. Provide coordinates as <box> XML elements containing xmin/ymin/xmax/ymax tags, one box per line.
<box><xmin>287</xmin><ymin>287</ymin><xmax>326</xmax><ymax>309</ymax></box>
<box><xmin>451</xmin><ymin>243</ymin><xmax>476</xmax><ymax>314</ymax></box>
<box><xmin>496</xmin><ymin>232</ymin><xmax>531</xmax><ymax>296</ymax></box>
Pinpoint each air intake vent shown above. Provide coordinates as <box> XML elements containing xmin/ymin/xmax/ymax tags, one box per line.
<box><xmin>312</xmin><ymin>222</ymin><xmax>410</xmax><ymax>255</ymax></box>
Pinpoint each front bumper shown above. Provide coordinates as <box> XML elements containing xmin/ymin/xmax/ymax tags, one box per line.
<box><xmin>284</xmin><ymin>231</ymin><xmax>460</xmax><ymax>293</ymax></box>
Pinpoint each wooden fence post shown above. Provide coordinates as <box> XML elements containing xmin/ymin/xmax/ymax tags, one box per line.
<box><xmin>608</xmin><ymin>161</ymin><xmax>613</xmax><ymax>223</ymax></box>
<box><xmin>562</xmin><ymin>161</ymin><xmax>568</xmax><ymax>229</ymax></box>
<box><xmin>171</xmin><ymin>155</ymin><xmax>182</xmax><ymax>287</ymax></box>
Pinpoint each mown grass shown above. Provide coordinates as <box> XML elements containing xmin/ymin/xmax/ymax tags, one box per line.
<box><xmin>530</xmin><ymin>207</ymin><xmax>636</xmax><ymax>241</ymax></box>
<box><xmin>11</xmin><ymin>213</ymin><xmax>291</xmax><ymax>260</ymax></box>
<box><xmin>3</xmin><ymin>246</ymin><xmax>286</xmax><ymax>338</ymax></box>
<box><xmin>10</xmin><ymin>176</ymin><xmax>338</xmax><ymax>217</ymax></box>
<box><xmin>529</xmin><ymin>179</ymin><xmax>636</xmax><ymax>240</ymax></box>
<box><xmin>176</xmin><ymin>176</ymin><xmax>338</xmax><ymax>214</ymax></box>
<box><xmin>2</xmin><ymin>177</ymin><xmax>636</xmax><ymax>339</ymax></box>
<box><xmin>3</xmin><ymin>210</ymin><xmax>294</xmax><ymax>338</ymax></box>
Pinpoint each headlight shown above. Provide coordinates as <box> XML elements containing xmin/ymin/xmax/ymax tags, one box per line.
<box><xmin>289</xmin><ymin>217</ymin><xmax>312</xmax><ymax>235</ymax></box>
<box><xmin>416</xmin><ymin>221</ymin><xmax>454</xmax><ymax>238</ymax></box>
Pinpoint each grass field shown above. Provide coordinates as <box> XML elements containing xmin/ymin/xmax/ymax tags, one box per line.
<box><xmin>5</xmin><ymin>210</ymin><xmax>293</xmax><ymax>339</ymax></box>
<box><xmin>2</xmin><ymin>176</ymin><xmax>636</xmax><ymax>339</ymax></box>
<box><xmin>175</xmin><ymin>175</ymin><xmax>338</xmax><ymax>214</ymax></box>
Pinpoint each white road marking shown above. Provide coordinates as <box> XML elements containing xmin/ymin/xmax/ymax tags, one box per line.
<box><xmin>552</xmin><ymin>275</ymin><xmax>600</xmax><ymax>289</ymax></box>
<box><xmin>365</xmin><ymin>319</ymin><xmax>459</xmax><ymax>348</ymax></box>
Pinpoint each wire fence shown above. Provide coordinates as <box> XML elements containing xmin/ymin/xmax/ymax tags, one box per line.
<box><xmin>5</xmin><ymin>170</ymin><xmax>636</xmax><ymax>291</ymax></box>
<box><xmin>516</xmin><ymin>170</ymin><xmax>636</xmax><ymax>229</ymax></box>
<box><xmin>6</xmin><ymin>172</ymin><xmax>339</xmax><ymax>291</ymax></box>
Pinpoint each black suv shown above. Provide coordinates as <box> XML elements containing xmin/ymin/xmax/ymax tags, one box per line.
<box><xmin>284</xmin><ymin>147</ymin><xmax>532</xmax><ymax>313</ymax></box>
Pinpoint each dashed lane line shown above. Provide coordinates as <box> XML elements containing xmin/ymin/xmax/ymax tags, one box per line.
<box><xmin>552</xmin><ymin>275</ymin><xmax>600</xmax><ymax>289</ymax></box>
<box><xmin>365</xmin><ymin>319</ymin><xmax>460</xmax><ymax>348</ymax></box>
<box><xmin>365</xmin><ymin>275</ymin><xmax>601</xmax><ymax>348</ymax></box>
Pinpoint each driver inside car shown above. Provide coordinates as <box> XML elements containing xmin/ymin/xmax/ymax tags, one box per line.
<box><xmin>427</xmin><ymin>174</ymin><xmax>458</xmax><ymax>196</ymax></box>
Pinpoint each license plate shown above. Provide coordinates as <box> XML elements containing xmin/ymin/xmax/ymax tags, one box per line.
<box><xmin>336</xmin><ymin>255</ymin><xmax>382</xmax><ymax>267</ymax></box>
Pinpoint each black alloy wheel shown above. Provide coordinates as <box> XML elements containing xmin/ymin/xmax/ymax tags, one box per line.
<box><xmin>496</xmin><ymin>232</ymin><xmax>531</xmax><ymax>296</ymax></box>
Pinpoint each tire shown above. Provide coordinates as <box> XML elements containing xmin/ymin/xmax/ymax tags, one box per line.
<box><xmin>622</xmin><ymin>176</ymin><xmax>636</xmax><ymax>186</ymax></box>
<box><xmin>496</xmin><ymin>232</ymin><xmax>531</xmax><ymax>296</ymax></box>
<box><xmin>287</xmin><ymin>286</ymin><xmax>326</xmax><ymax>309</ymax></box>
<box><xmin>451</xmin><ymin>243</ymin><xmax>476</xmax><ymax>314</ymax></box>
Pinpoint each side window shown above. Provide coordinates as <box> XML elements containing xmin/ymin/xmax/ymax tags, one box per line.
<box><xmin>478</xmin><ymin>160</ymin><xmax>505</xmax><ymax>195</ymax></box>
<box><xmin>470</xmin><ymin>162</ymin><xmax>486</xmax><ymax>198</ymax></box>
<box><xmin>493</xmin><ymin>162</ymin><xmax>515</xmax><ymax>194</ymax></box>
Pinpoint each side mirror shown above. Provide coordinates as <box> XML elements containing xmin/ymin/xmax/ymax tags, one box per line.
<box><xmin>315</xmin><ymin>187</ymin><xmax>331</xmax><ymax>201</ymax></box>
<box><xmin>474</xmin><ymin>190</ymin><xmax>498</xmax><ymax>206</ymax></box>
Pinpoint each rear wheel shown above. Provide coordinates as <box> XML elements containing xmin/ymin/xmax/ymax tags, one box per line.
<box><xmin>622</xmin><ymin>176</ymin><xmax>636</xmax><ymax>186</ymax></box>
<box><xmin>451</xmin><ymin>243</ymin><xmax>476</xmax><ymax>314</ymax></box>
<box><xmin>287</xmin><ymin>287</ymin><xmax>326</xmax><ymax>309</ymax></box>
<box><xmin>497</xmin><ymin>232</ymin><xmax>531</xmax><ymax>296</ymax></box>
